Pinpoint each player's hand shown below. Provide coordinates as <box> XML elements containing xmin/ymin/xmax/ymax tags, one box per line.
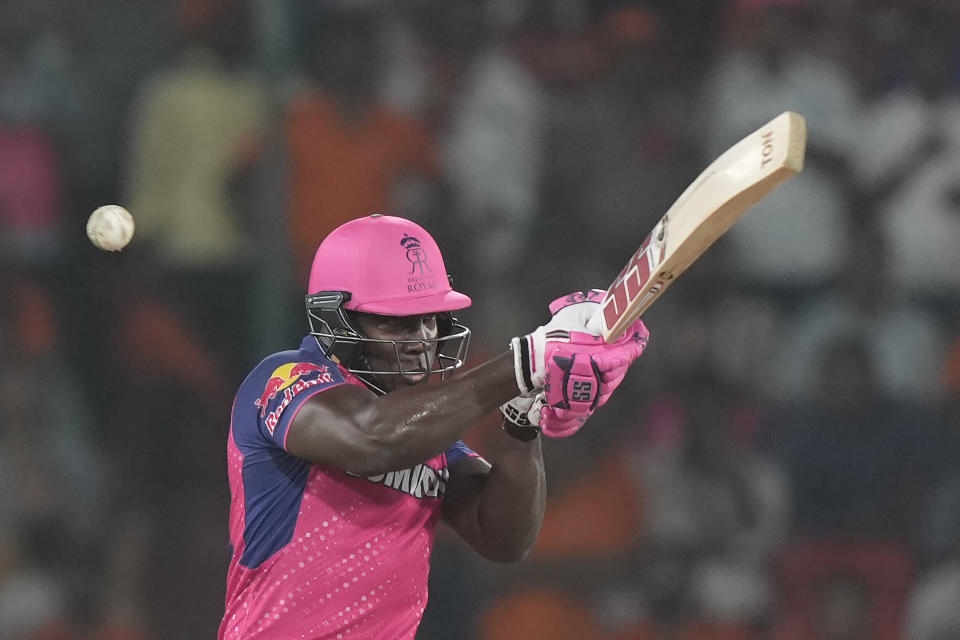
<box><xmin>511</xmin><ymin>290</ymin><xmax>650</xmax><ymax>437</ymax></box>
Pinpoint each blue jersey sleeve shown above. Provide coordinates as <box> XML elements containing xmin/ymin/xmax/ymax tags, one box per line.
<box><xmin>445</xmin><ymin>440</ymin><xmax>480</xmax><ymax>467</ymax></box>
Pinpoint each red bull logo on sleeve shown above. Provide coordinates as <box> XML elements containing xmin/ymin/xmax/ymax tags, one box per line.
<box><xmin>254</xmin><ymin>362</ymin><xmax>337</xmax><ymax>433</ymax></box>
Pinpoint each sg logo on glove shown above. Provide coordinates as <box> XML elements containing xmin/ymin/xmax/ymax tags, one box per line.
<box><xmin>571</xmin><ymin>380</ymin><xmax>594</xmax><ymax>403</ymax></box>
<box><xmin>549</xmin><ymin>353</ymin><xmax>601</xmax><ymax>411</ymax></box>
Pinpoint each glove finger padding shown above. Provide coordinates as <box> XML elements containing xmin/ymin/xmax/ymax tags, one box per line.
<box><xmin>547</xmin><ymin>289</ymin><xmax>606</xmax><ymax>316</ymax></box>
<box><xmin>591</xmin><ymin>321</ymin><xmax>650</xmax><ymax>381</ymax></box>
<box><xmin>539</xmin><ymin>404</ymin><xmax>589</xmax><ymax>438</ymax></box>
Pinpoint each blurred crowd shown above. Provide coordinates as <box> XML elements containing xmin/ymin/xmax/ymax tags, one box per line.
<box><xmin>2</xmin><ymin>0</ymin><xmax>960</xmax><ymax>638</ymax></box>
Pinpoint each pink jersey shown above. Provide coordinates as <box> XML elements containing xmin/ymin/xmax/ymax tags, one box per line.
<box><xmin>219</xmin><ymin>336</ymin><xmax>477</xmax><ymax>640</ymax></box>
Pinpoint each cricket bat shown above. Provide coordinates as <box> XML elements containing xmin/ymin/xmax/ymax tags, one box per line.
<box><xmin>587</xmin><ymin>111</ymin><xmax>807</xmax><ymax>341</ymax></box>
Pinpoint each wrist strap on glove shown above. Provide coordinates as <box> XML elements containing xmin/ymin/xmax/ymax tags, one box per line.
<box><xmin>510</xmin><ymin>334</ymin><xmax>540</xmax><ymax>395</ymax></box>
<box><xmin>500</xmin><ymin>393</ymin><xmax>544</xmax><ymax>441</ymax></box>
<box><xmin>502</xmin><ymin>419</ymin><xmax>541</xmax><ymax>441</ymax></box>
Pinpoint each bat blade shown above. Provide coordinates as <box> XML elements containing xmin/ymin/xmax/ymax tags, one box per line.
<box><xmin>589</xmin><ymin>111</ymin><xmax>807</xmax><ymax>341</ymax></box>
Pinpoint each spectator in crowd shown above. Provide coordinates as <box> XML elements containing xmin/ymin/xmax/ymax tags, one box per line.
<box><xmin>767</xmin><ymin>222</ymin><xmax>949</xmax><ymax>405</ymax></box>
<box><xmin>1</xmin><ymin>261</ymin><xmax>57</xmax><ymax>359</ymax></box>
<box><xmin>623</xmin><ymin>370</ymin><xmax>788</xmax><ymax>637</ymax></box>
<box><xmin>847</xmin><ymin>5</ymin><xmax>960</xmax><ymax>206</ymax></box>
<box><xmin>772</xmin><ymin>541</ymin><xmax>912</xmax><ymax>640</ymax></box>
<box><xmin>534</xmin><ymin>4</ymin><xmax>698</xmax><ymax>314</ymax></box>
<box><xmin>285</xmin><ymin>8</ymin><xmax>438</xmax><ymax>279</ymax></box>
<box><xmin>0</xmin><ymin>293</ymin><xmax>110</xmax><ymax>638</ymax></box>
<box><xmin>916</xmin><ymin>346</ymin><xmax>960</xmax><ymax>564</ymax></box>
<box><xmin>437</xmin><ymin>0</ymin><xmax>546</xmax><ymax>338</ymax></box>
<box><xmin>770</xmin><ymin>336</ymin><xmax>937</xmax><ymax>542</ymax></box>
<box><xmin>0</xmin><ymin>0</ymin><xmax>69</xmax><ymax>270</ymax></box>
<box><xmin>86</xmin><ymin>255</ymin><xmax>233</xmax><ymax>638</ymax></box>
<box><xmin>697</xmin><ymin>0</ymin><xmax>858</xmax><ymax>297</ymax></box>
<box><xmin>810</xmin><ymin>573</ymin><xmax>873</xmax><ymax>640</ymax></box>
<box><xmin>53</xmin><ymin>0</ymin><xmax>175</xmax><ymax>222</ymax></box>
<box><xmin>904</xmin><ymin>561</ymin><xmax>960</xmax><ymax>640</ymax></box>
<box><xmin>124</xmin><ymin>0</ymin><xmax>266</xmax><ymax>379</ymax></box>
<box><xmin>902</xmin><ymin>357</ymin><xmax>960</xmax><ymax>640</ymax></box>
<box><xmin>0</xmin><ymin>125</ymin><xmax>63</xmax><ymax>270</ymax></box>
<box><xmin>855</xmin><ymin>8</ymin><xmax>960</xmax><ymax>311</ymax></box>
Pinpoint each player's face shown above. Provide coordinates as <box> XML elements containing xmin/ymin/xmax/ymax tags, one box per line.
<box><xmin>353</xmin><ymin>313</ymin><xmax>439</xmax><ymax>391</ymax></box>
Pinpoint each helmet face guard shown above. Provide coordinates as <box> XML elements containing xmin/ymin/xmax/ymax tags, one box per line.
<box><xmin>306</xmin><ymin>291</ymin><xmax>470</xmax><ymax>393</ymax></box>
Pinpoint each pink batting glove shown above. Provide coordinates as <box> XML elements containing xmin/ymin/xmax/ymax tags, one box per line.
<box><xmin>539</xmin><ymin>318</ymin><xmax>649</xmax><ymax>437</ymax></box>
<box><xmin>511</xmin><ymin>289</ymin><xmax>650</xmax><ymax>438</ymax></box>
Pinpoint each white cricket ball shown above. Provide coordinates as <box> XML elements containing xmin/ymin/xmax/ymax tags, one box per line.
<box><xmin>87</xmin><ymin>205</ymin><xmax>135</xmax><ymax>251</ymax></box>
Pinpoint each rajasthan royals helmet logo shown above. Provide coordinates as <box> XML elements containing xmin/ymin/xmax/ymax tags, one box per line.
<box><xmin>401</xmin><ymin>234</ymin><xmax>432</xmax><ymax>275</ymax></box>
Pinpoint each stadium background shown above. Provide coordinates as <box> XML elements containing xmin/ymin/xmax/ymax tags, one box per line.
<box><xmin>2</xmin><ymin>0</ymin><xmax>960</xmax><ymax>638</ymax></box>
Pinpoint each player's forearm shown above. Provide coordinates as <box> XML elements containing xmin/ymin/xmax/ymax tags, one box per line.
<box><xmin>357</xmin><ymin>353</ymin><xmax>519</xmax><ymax>472</ymax></box>
<box><xmin>470</xmin><ymin>434</ymin><xmax>546</xmax><ymax>562</ymax></box>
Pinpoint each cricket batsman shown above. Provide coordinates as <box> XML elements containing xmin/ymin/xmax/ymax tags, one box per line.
<box><xmin>219</xmin><ymin>214</ymin><xmax>649</xmax><ymax>639</ymax></box>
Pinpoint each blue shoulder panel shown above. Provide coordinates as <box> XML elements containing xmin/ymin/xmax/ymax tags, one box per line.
<box><xmin>231</xmin><ymin>338</ymin><xmax>345</xmax><ymax>568</ymax></box>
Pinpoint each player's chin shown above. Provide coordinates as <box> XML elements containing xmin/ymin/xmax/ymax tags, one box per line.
<box><xmin>374</xmin><ymin>370</ymin><xmax>429</xmax><ymax>391</ymax></box>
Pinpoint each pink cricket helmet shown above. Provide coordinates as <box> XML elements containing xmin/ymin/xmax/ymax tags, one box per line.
<box><xmin>308</xmin><ymin>214</ymin><xmax>471</xmax><ymax>314</ymax></box>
